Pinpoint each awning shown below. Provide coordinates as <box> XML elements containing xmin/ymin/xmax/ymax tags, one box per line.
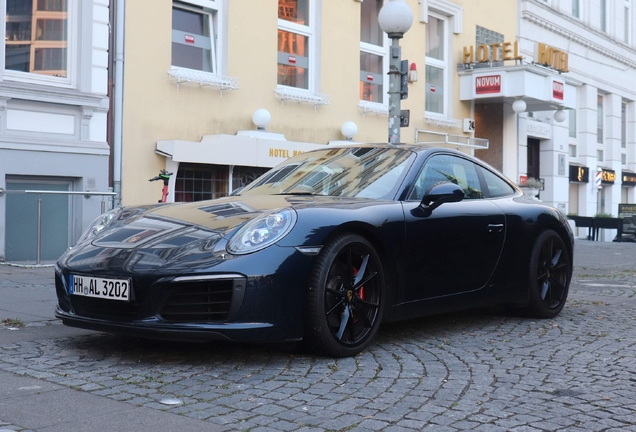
<box><xmin>156</xmin><ymin>130</ymin><xmax>326</xmax><ymax>168</ymax></box>
<box><xmin>459</xmin><ymin>64</ymin><xmax>580</xmax><ymax>111</ymax></box>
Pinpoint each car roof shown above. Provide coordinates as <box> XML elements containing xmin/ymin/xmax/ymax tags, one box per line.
<box><xmin>326</xmin><ymin>142</ymin><xmax>470</xmax><ymax>158</ymax></box>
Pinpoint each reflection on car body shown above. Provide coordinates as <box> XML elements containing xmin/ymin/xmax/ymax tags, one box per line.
<box><xmin>55</xmin><ymin>144</ymin><xmax>574</xmax><ymax>357</ymax></box>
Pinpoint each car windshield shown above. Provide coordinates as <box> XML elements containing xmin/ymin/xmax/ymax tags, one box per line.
<box><xmin>239</xmin><ymin>147</ymin><xmax>415</xmax><ymax>199</ymax></box>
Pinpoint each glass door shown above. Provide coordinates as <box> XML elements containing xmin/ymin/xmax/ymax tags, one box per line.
<box><xmin>5</xmin><ymin>178</ymin><xmax>72</xmax><ymax>262</ymax></box>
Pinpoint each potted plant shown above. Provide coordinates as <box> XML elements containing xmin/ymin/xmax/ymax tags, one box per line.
<box><xmin>518</xmin><ymin>177</ymin><xmax>543</xmax><ymax>200</ymax></box>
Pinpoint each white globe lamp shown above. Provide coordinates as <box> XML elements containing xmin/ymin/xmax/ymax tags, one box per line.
<box><xmin>341</xmin><ymin>121</ymin><xmax>358</xmax><ymax>141</ymax></box>
<box><xmin>252</xmin><ymin>109</ymin><xmax>271</xmax><ymax>130</ymax></box>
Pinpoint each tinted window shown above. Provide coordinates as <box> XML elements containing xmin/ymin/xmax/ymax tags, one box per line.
<box><xmin>480</xmin><ymin>167</ymin><xmax>516</xmax><ymax>198</ymax></box>
<box><xmin>409</xmin><ymin>154</ymin><xmax>483</xmax><ymax>200</ymax></box>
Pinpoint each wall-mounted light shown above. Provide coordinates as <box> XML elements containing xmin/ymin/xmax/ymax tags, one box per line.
<box><xmin>553</xmin><ymin>108</ymin><xmax>566</xmax><ymax>123</ymax></box>
<box><xmin>341</xmin><ymin>121</ymin><xmax>358</xmax><ymax>141</ymax></box>
<box><xmin>512</xmin><ymin>97</ymin><xmax>527</xmax><ymax>113</ymax></box>
<box><xmin>252</xmin><ymin>109</ymin><xmax>271</xmax><ymax>130</ymax></box>
<box><xmin>408</xmin><ymin>63</ymin><xmax>418</xmax><ymax>82</ymax></box>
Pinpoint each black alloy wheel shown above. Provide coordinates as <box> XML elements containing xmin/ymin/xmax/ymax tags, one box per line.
<box><xmin>304</xmin><ymin>233</ymin><xmax>385</xmax><ymax>357</ymax></box>
<box><xmin>524</xmin><ymin>229</ymin><xmax>571</xmax><ymax>318</ymax></box>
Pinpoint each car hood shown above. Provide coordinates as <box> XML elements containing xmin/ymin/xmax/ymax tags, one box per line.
<box><xmin>89</xmin><ymin>194</ymin><xmax>388</xmax><ymax>250</ymax></box>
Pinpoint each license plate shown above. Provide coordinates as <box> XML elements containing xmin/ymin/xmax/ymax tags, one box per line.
<box><xmin>69</xmin><ymin>275</ymin><xmax>131</xmax><ymax>301</ymax></box>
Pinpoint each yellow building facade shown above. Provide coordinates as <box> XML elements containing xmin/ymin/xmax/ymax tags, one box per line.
<box><xmin>116</xmin><ymin>0</ymin><xmax>518</xmax><ymax>206</ymax></box>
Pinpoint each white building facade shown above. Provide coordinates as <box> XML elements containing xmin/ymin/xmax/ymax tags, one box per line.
<box><xmin>0</xmin><ymin>0</ymin><xmax>111</xmax><ymax>262</ymax></box>
<box><xmin>517</xmin><ymin>0</ymin><xmax>636</xmax><ymax>238</ymax></box>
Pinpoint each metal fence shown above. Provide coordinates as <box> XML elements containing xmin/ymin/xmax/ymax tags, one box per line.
<box><xmin>0</xmin><ymin>189</ymin><xmax>116</xmax><ymax>264</ymax></box>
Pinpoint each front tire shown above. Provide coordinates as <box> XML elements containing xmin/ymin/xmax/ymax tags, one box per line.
<box><xmin>304</xmin><ymin>234</ymin><xmax>385</xmax><ymax>357</ymax></box>
<box><xmin>522</xmin><ymin>229</ymin><xmax>571</xmax><ymax>318</ymax></box>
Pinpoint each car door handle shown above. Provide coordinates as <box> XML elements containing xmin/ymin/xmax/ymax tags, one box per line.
<box><xmin>487</xmin><ymin>223</ymin><xmax>504</xmax><ymax>233</ymax></box>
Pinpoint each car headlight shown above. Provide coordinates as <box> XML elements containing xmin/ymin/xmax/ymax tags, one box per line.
<box><xmin>76</xmin><ymin>208</ymin><xmax>122</xmax><ymax>245</ymax></box>
<box><xmin>226</xmin><ymin>208</ymin><xmax>297</xmax><ymax>255</ymax></box>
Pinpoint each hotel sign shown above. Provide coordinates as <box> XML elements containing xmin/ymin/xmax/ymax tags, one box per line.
<box><xmin>535</xmin><ymin>43</ymin><xmax>569</xmax><ymax>73</ymax></box>
<box><xmin>461</xmin><ymin>41</ymin><xmax>569</xmax><ymax>74</ymax></box>
<box><xmin>475</xmin><ymin>75</ymin><xmax>501</xmax><ymax>94</ymax></box>
<box><xmin>462</xmin><ymin>41</ymin><xmax>522</xmax><ymax>64</ymax></box>
<box><xmin>552</xmin><ymin>79</ymin><xmax>564</xmax><ymax>101</ymax></box>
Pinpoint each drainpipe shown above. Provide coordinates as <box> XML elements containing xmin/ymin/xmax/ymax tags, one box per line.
<box><xmin>113</xmin><ymin>0</ymin><xmax>125</xmax><ymax>207</ymax></box>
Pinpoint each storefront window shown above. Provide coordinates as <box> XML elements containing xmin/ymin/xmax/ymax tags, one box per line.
<box><xmin>174</xmin><ymin>163</ymin><xmax>228</xmax><ymax>202</ymax></box>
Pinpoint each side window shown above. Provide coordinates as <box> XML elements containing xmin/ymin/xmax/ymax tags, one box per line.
<box><xmin>409</xmin><ymin>154</ymin><xmax>483</xmax><ymax>201</ymax></box>
<box><xmin>480</xmin><ymin>167</ymin><xmax>516</xmax><ymax>198</ymax></box>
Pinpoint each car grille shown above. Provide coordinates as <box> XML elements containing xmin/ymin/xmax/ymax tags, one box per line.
<box><xmin>159</xmin><ymin>279</ymin><xmax>234</xmax><ymax>323</ymax></box>
<box><xmin>70</xmin><ymin>296</ymin><xmax>141</xmax><ymax>321</ymax></box>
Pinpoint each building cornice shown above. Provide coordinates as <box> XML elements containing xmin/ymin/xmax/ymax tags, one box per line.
<box><xmin>0</xmin><ymin>82</ymin><xmax>108</xmax><ymax>108</ymax></box>
<box><xmin>521</xmin><ymin>10</ymin><xmax>636</xmax><ymax>70</ymax></box>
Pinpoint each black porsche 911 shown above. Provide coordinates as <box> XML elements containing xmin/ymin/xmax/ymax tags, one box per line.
<box><xmin>54</xmin><ymin>144</ymin><xmax>574</xmax><ymax>357</ymax></box>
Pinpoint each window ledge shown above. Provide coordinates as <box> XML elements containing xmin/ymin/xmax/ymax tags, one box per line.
<box><xmin>168</xmin><ymin>69</ymin><xmax>239</xmax><ymax>93</ymax></box>
<box><xmin>424</xmin><ymin>114</ymin><xmax>462</xmax><ymax>128</ymax></box>
<box><xmin>358</xmin><ymin>100</ymin><xmax>388</xmax><ymax>116</ymax></box>
<box><xmin>275</xmin><ymin>87</ymin><xmax>330</xmax><ymax>107</ymax></box>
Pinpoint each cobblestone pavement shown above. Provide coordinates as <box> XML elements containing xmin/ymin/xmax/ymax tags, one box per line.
<box><xmin>1</xmin><ymin>240</ymin><xmax>636</xmax><ymax>431</ymax></box>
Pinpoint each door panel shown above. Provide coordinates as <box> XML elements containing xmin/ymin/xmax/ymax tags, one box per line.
<box><xmin>402</xmin><ymin>199</ymin><xmax>506</xmax><ymax>301</ymax></box>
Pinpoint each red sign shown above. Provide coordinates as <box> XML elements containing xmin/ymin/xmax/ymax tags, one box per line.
<box><xmin>430</xmin><ymin>86</ymin><xmax>436</xmax><ymax>93</ymax></box>
<box><xmin>553</xmin><ymin>80</ymin><xmax>564</xmax><ymax>100</ymax></box>
<box><xmin>184</xmin><ymin>35</ymin><xmax>195</xmax><ymax>44</ymax></box>
<box><xmin>288</xmin><ymin>56</ymin><xmax>296</xmax><ymax>64</ymax></box>
<box><xmin>366</xmin><ymin>74</ymin><xmax>373</xmax><ymax>81</ymax></box>
<box><xmin>475</xmin><ymin>75</ymin><xmax>501</xmax><ymax>94</ymax></box>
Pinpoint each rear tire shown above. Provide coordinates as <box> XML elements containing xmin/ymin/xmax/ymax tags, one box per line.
<box><xmin>521</xmin><ymin>229</ymin><xmax>571</xmax><ymax>318</ymax></box>
<box><xmin>304</xmin><ymin>234</ymin><xmax>385</xmax><ymax>357</ymax></box>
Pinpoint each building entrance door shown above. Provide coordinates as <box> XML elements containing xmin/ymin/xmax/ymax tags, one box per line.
<box><xmin>5</xmin><ymin>178</ymin><xmax>71</xmax><ymax>262</ymax></box>
<box><xmin>527</xmin><ymin>138</ymin><xmax>541</xmax><ymax>180</ymax></box>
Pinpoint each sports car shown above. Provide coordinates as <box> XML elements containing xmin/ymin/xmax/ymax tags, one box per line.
<box><xmin>54</xmin><ymin>144</ymin><xmax>574</xmax><ymax>357</ymax></box>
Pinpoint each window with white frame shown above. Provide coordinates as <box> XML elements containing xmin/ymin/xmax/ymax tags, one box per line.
<box><xmin>425</xmin><ymin>14</ymin><xmax>447</xmax><ymax>116</ymax></box>
<box><xmin>172</xmin><ymin>0</ymin><xmax>218</xmax><ymax>74</ymax></box>
<box><xmin>625</xmin><ymin>1</ymin><xmax>631</xmax><ymax>44</ymax></box>
<box><xmin>569</xmin><ymin>108</ymin><xmax>577</xmax><ymax>139</ymax></box>
<box><xmin>360</xmin><ymin>0</ymin><xmax>385</xmax><ymax>104</ymax></box>
<box><xmin>572</xmin><ymin>0</ymin><xmax>580</xmax><ymax>18</ymax></box>
<box><xmin>622</xmin><ymin>153</ymin><xmax>627</xmax><ymax>164</ymax></box>
<box><xmin>597</xmin><ymin>149</ymin><xmax>604</xmax><ymax>161</ymax></box>
<box><xmin>597</xmin><ymin>94</ymin><xmax>604</xmax><ymax>144</ymax></box>
<box><xmin>569</xmin><ymin>144</ymin><xmax>577</xmax><ymax>158</ymax></box>
<box><xmin>622</xmin><ymin>102</ymin><xmax>627</xmax><ymax>148</ymax></box>
<box><xmin>4</xmin><ymin>0</ymin><xmax>72</xmax><ymax>84</ymax></box>
<box><xmin>277</xmin><ymin>0</ymin><xmax>312</xmax><ymax>90</ymax></box>
<box><xmin>600</xmin><ymin>0</ymin><xmax>607</xmax><ymax>33</ymax></box>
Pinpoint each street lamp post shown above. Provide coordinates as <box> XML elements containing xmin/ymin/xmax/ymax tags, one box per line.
<box><xmin>378</xmin><ymin>0</ymin><xmax>413</xmax><ymax>144</ymax></box>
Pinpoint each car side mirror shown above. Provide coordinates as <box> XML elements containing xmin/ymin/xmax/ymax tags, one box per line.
<box><xmin>411</xmin><ymin>182</ymin><xmax>464</xmax><ymax>217</ymax></box>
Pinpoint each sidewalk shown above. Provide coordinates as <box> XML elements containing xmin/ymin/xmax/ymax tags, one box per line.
<box><xmin>0</xmin><ymin>266</ymin><xmax>220</xmax><ymax>431</ymax></box>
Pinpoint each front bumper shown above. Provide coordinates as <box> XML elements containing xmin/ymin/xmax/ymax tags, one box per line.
<box><xmin>54</xmin><ymin>244</ymin><xmax>315</xmax><ymax>344</ymax></box>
